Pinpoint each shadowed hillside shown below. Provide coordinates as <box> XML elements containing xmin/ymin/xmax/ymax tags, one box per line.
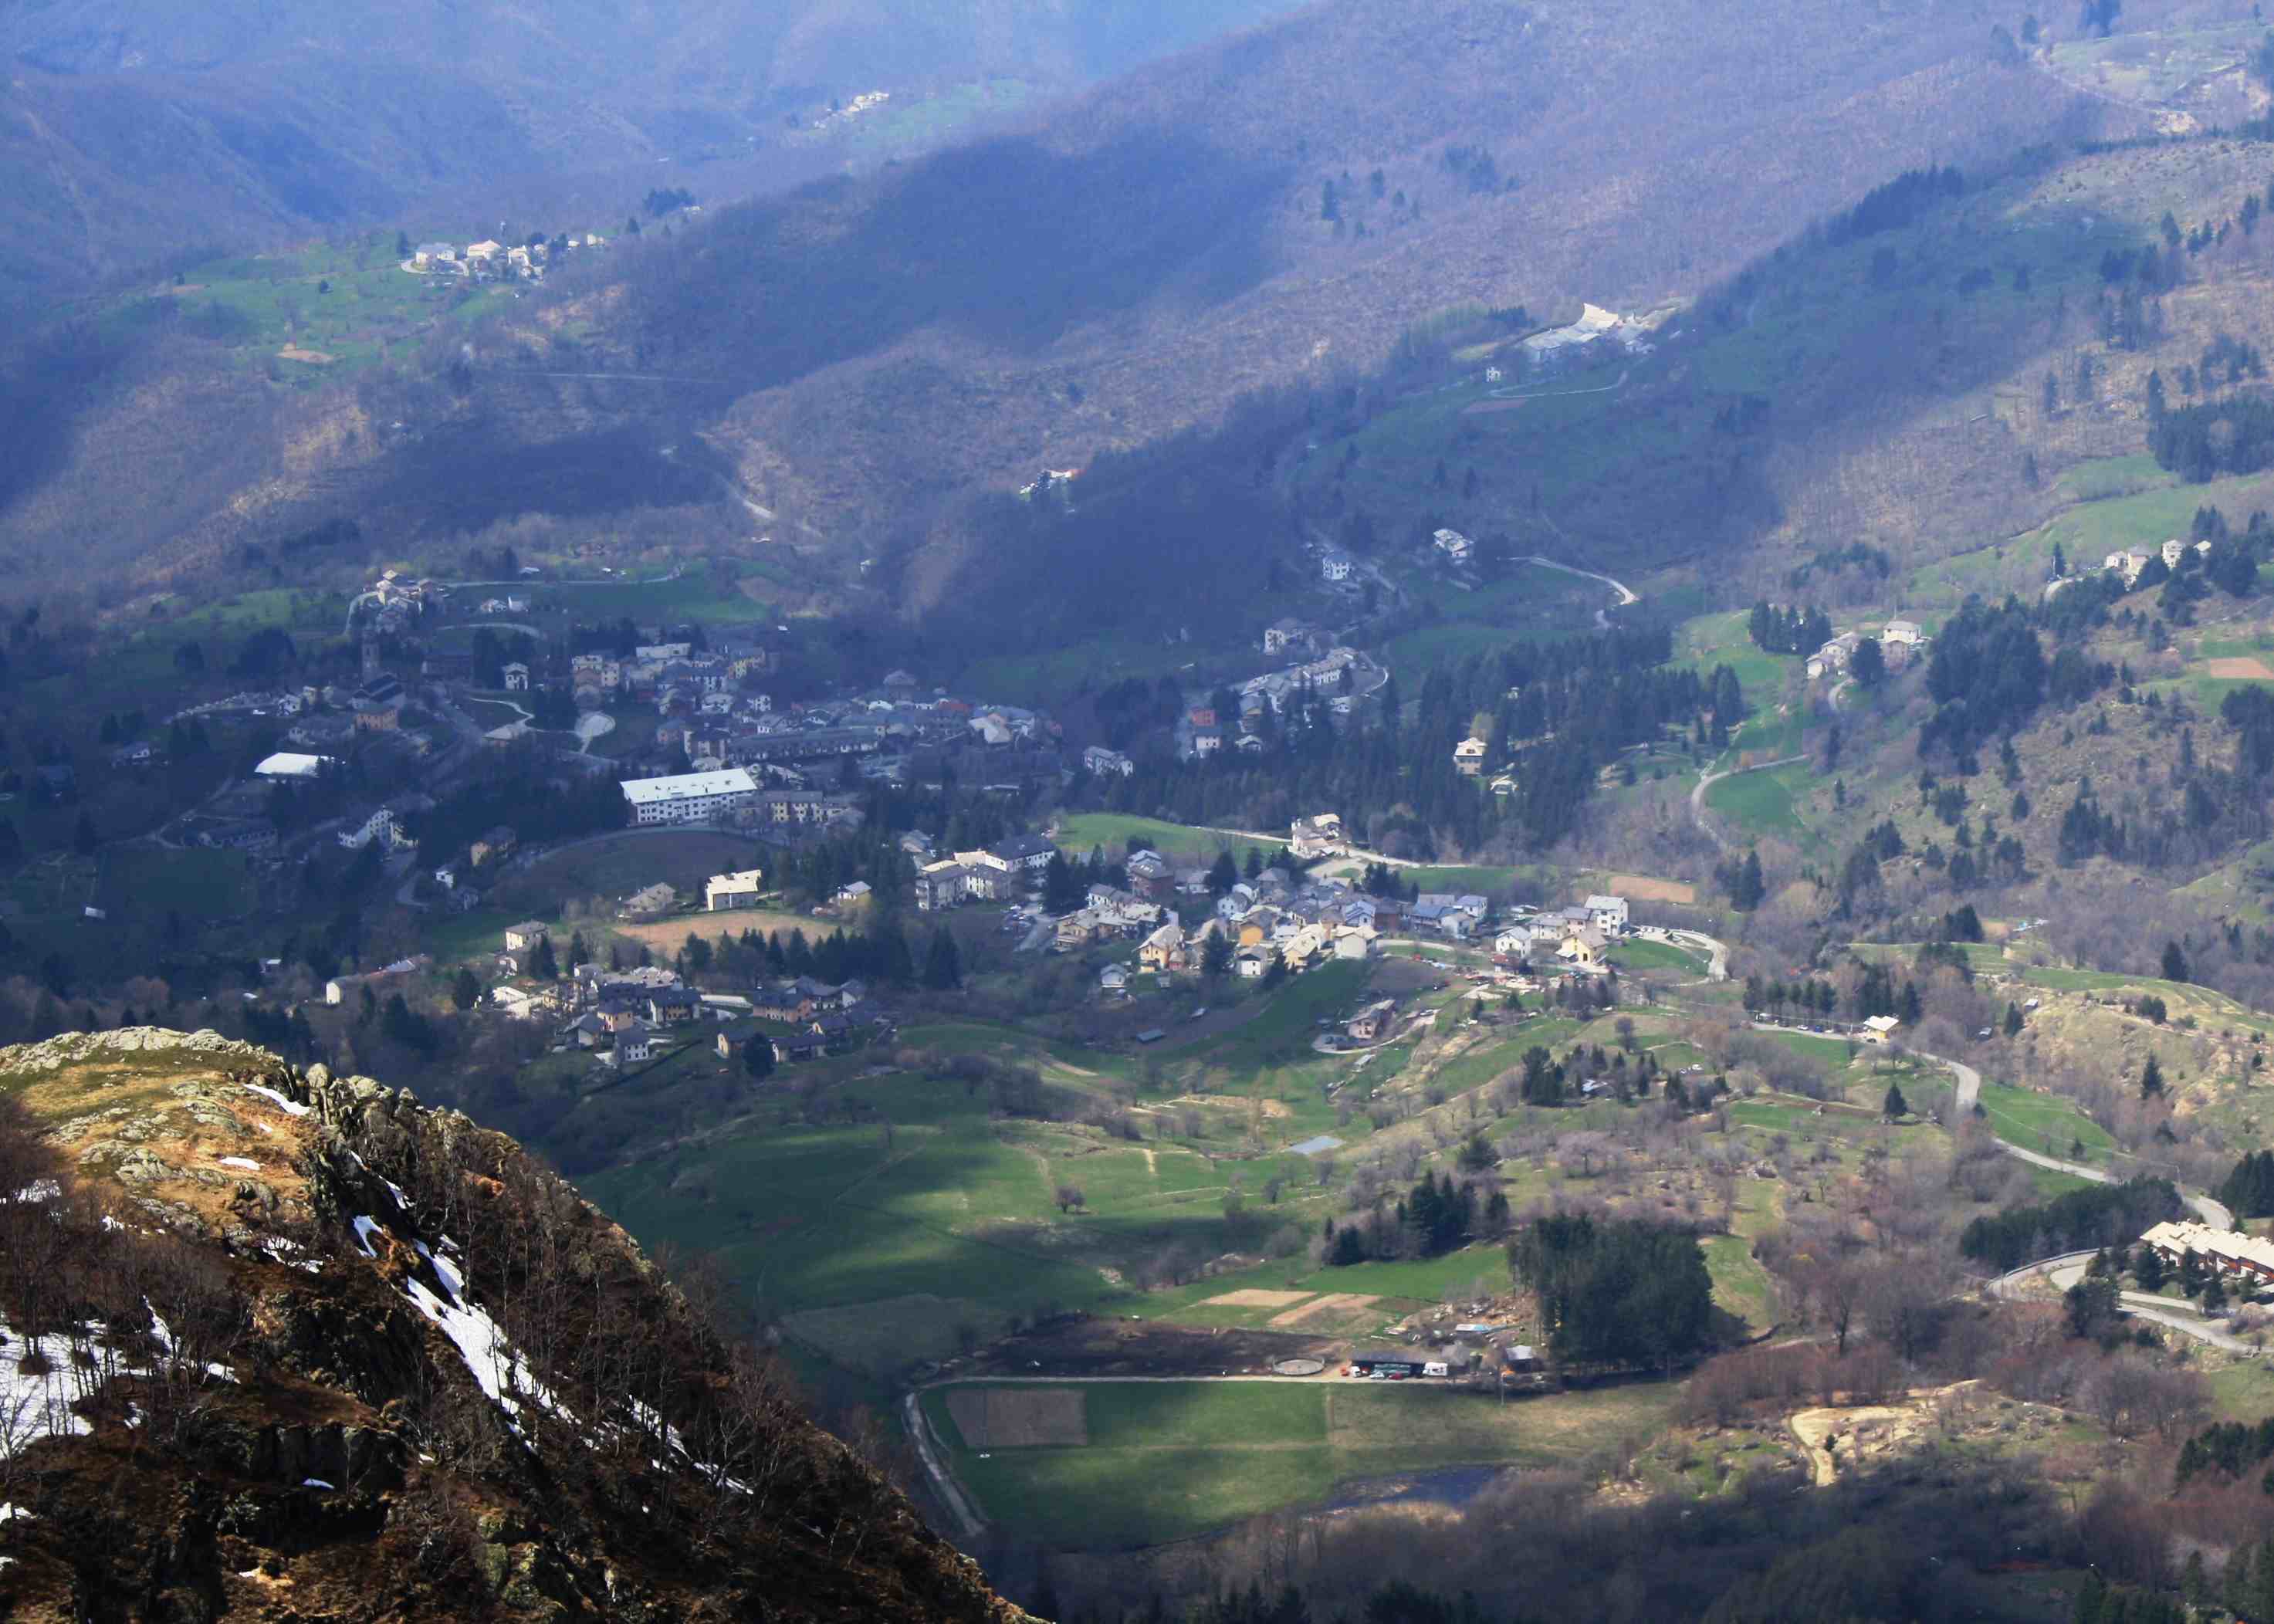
<box><xmin>587</xmin><ymin>0</ymin><xmax>2143</xmax><ymax>551</ymax></box>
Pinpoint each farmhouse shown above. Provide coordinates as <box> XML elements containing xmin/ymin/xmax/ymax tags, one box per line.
<box><xmin>1583</xmin><ymin>894</ymin><xmax>1629</xmax><ymax>934</ymax></box>
<box><xmin>619</xmin><ymin>767</ymin><xmax>759</xmax><ymax>825</ymax></box>
<box><xmin>704</xmin><ymin>868</ymin><xmax>766</xmax><ymax>911</ymax></box>
<box><xmin>1346</xmin><ymin>1000</ymin><xmax>1396</xmax><ymax>1043</ymax></box>
<box><xmin>1432</xmin><ymin>528</ymin><xmax>1474</xmax><ymax>565</ymax></box>
<box><xmin>623</xmin><ymin>882</ymin><xmax>676</xmax><ymax>917</ymax></box>
<box><xmin>1861</xmin><ymin>1014</ymin><xmax>1900</xmax><ymax>1044</ymax></box>
<box><xmin>1453</xmin><ymin>738</ymin><xmax>1488</xmax><ymax>776</ymax></box>
<box><xmin>1291</xmin><ymin>813</ymin><xmax>1347</xmax><ymax>858</ymax></box>
<box><xmin>503</xmin><ymin>921</ymin><xmax>550</xmax><ymax>953</ymax></box>
<box><xmin>1321</xmin><ymin>550</ymin><xmax>1355</xmax><ymax>583</ymax></box>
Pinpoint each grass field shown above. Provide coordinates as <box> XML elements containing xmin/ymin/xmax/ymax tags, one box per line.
<box><xmin>1612</xmin><ymin>939</ymin><xmax>1709</xmax><ymax>976</ymax></box>
<box><xmin>1972</xmin><ymin>1081</ymin><xmax>2117</xmax><ymax>1164</ymax></box>
<box><xmin>928</xmin><ymin>1377</ymin><xmax>1677</xmax><ymax>1546</ymax></box>
<box><xmin>104</xmin><ymin>236</ymin><xmax>522</xmax><ymax>378</ymax></box>
<box><xmin>1705</xmin><ymin>761</ymin><xmax>1811</xmax><ymax>837</ymax></box>
<box><xmin>1053</xmin><ymin>813</ymin><xmax>1283</xmax><ymax>867</ymax></box>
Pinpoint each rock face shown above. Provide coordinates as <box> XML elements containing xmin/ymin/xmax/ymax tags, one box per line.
<box><xmin>0</xmin><ymin>1030</ymin><xmax>1029</xmax><ymax>1623</ymax></box>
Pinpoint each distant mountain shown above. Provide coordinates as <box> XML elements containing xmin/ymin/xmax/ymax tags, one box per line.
<box><xmin>0</xmin><ymin>1027</ymin><xmax>1028</xmax><ymax>1621</ymax></box>
<box><xmin>574</xmin><ymin>0</ymin><xmax>2139</xmax><ymax>556</ymax></box>
<box><xmin>0</xmin><ymin>0</ymin><xmax>2177</xmax><ymax>590</ymax></box>
<box><xmin>0</xmin><ymin>0</ymin><xmax>1309</xmax><ymax>301</ymax></box>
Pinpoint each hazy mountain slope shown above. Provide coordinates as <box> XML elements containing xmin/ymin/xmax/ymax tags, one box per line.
<box><xmin>589</xmin><ymin>0</ymin><xmax>2141</xmax><ymax>553</ymax></box>
<box><xmin>0</xmin><ymin>0</ymin><xmax>1308</xmax><ymax>301</ymax></box>
<box><xmin>0</xmin><ymin>1027</ymin><xmax>1026</xmax><ymax>1622</ymax></box>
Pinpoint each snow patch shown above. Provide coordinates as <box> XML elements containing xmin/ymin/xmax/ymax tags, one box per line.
<box><xmin>349</xmin><ymin>1152</ymin><xmax>411</xmax><ymax>1210</ymax></box>
<box><xmin>8</xmin><ymin>1179</ymin><xmax>59</xmax><ymax>1204</ymax></box>
<box><xmin>240</xmin><ymin>1083</ymin><xmax>310</xmax><ymax>1118</ymax></box>
<box><xmin>0</xmin><ymin>1502</ymin><xmax>33</xmax><ymax>1523</ymax></box>
<box><xmin>401</xmin><ymin>1251</ymin><xmax>568</xmax><ymax>1439</ymax></box>
<box><xmin>0</xmin><ymin>1321</ymin><xmax>96</xmax><ymax>1458</ymax></box>
<box><xmin>217</xmin><ymin>1157</ymin><xmax>260</xmax><ymax>1172</ymax></box>
<box><xmin>350</xmin><ymin>1216</ymin><xmax>383</xmax><ymax>1257</ymax></box>
<box><xmin>302</xmin><ymin>1477</ymin><xmax>333</xmax><ymax>1490</ymax></box>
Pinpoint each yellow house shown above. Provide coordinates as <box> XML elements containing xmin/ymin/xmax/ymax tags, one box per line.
<box><xmin>1139</xmin><ymin>923</ymin><xmax>1186</xmax><ymax>973</ymax></box>
<box><xmin>1560</xmin><ymin>924</ymin><xmax>1606</xmax><ymax>969</ymax></box>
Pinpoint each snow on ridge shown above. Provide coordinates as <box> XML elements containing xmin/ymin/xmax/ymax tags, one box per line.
<box><xmin>240</xmin><ymin>1083</ymin><xmax>310</xmax><ymax>1118</ymax></box>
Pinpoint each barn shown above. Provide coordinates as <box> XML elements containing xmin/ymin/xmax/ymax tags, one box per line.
<box><xmin>1347</xmin><ymin>1351</ymin><xmax>1429</xmax><ymax>1378</ymax></box>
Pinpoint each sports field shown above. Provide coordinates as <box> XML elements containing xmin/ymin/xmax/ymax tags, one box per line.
<box><xmin>925</xmin><ymin>1378</ymin><xmax>1677</xmax><ymax>1546</ymax></box>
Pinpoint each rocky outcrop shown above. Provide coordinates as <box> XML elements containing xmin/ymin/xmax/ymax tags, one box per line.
<box><xmin>0</xmin><ymin>1031</ymin><xmax>1032</xmax><ymax>1623</ymax></box>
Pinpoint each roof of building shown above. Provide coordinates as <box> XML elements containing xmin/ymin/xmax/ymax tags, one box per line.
<box><xmin>619</xmin><ymin>768</ymin><xmax>758</xmax><ymax>806</ymax></box>
<box><xmin>254</xmin><ymin>752</ymin><xmax>331</xmax><ymax>779</ymax></box>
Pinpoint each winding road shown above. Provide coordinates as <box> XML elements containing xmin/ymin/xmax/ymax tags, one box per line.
<box><xmin>1991</xmin><ymin>1253</ymin><xmax>2262</xmax><ymax>1355</ymax></box>
<box><xmin>1914</xmin><ymin>1047</ymin><xmax>2232</xmax><ymax>1227</ymax></box>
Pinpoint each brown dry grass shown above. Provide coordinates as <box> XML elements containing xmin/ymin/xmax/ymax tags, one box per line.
<box><xmin>946</xmin><ymin>1385</ymin><xmax>1087</xmax><ymax>1447</ymax></box>
<box><xmin>1604</xmin><ymin>872</ymin><xmax>1695</xmax><ymax>904</ymax></box>
<box><xmin>609</xmin><ymin>909</ymin><xmax>824</xmax><ymax>952</ymax></box>
<box><xmin>2205</xmin><ymin>656</ymin><xmax>2274</xmax><ymax>679</ymax></box>
<box><xmin>1267</xmin><ymin>1292</ymin><xmax>1380</xmax><ymax>1328</ymax></box>
<box><xmin>1202</xmin><ymin>1289</ymin><xmax>1312</xmax><ymax>1309</ymax></box>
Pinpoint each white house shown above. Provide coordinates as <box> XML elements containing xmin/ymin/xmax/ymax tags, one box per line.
<box><xmin>1583</xmin><ymin>894</ymin><xmax>1629</xmax><ymax>935</ymax></box>
<box><xmin>503</xmin><ymin>661</ymin><xmax>530</xmax><ymax>692</ymax></box>
<box><xmin>1082</xmin><ymin>745</ymin><xmax>1135</xmax><ymax>777</ymax></box>
<box><xmin>1881</xmin><ymin>620</ymin><xmax>1923</xmax><ymax>646</ymax></box>
<box><xmin>1432</xmin><ymin>528</ymin><xmax>1474</xmax><ymax>565</ymax></box>
<box><xmin>704</xmin><ymin>868</ymin><xmax>766</xmax><ymax>911</ymax></box>
<box><xmin>1321</xmin><ymin>550</ymin><xmax>1355</xmax><ymax>583</ymax></box>
<box><xmin>503</xmin><ymin>921</ymin><xmax>549</xmax><ymax>953</ymax></box>
<box><xmin>2161</xmin><ymin>538</ymin><xmax>2186</xmax><ymax>570</ymax></box>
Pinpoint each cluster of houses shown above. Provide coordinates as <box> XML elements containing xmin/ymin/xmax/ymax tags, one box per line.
<box><xmin>1127</xmin><ymin>868</ymin><xmax>1387</xmax><ymax>980</ymax></box>
<box><xmin>606</xmin><ymin>663</ymin><xmax>1062</xmax><ymax>790</ymax></box>
<box><xmin>1805</xmin><ymin>618</ymin><xmax>1924</xmax><ymax>681</ymax></box>
<box><xmin>408</xmin><ymin>234</ymin><xmax>607</xmax><ymax>283</ymax></box>
<box><xmin>1174</xmin><ymin>645</ymin><xmax>1381</xmax><ymax>760</ymax></box>
<box><xmin>1491</xmin><ymin>895</ymin><xmax>1630</xmax><ymax>973</ymax></box>
<box><xmin>477</xmin><ymin>918</ymin><xmax>890</xmax><ymax>1069</ymax></box>
<box><xmin>2076</xmin><ymin>536</ymin><xmax>2218</xmax><ymax>594</ymax></box>
<box><xmin>2141</xmin><ymin>1220</ymin><xmax>2274</xmax><ymax>1284</ymax></box>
